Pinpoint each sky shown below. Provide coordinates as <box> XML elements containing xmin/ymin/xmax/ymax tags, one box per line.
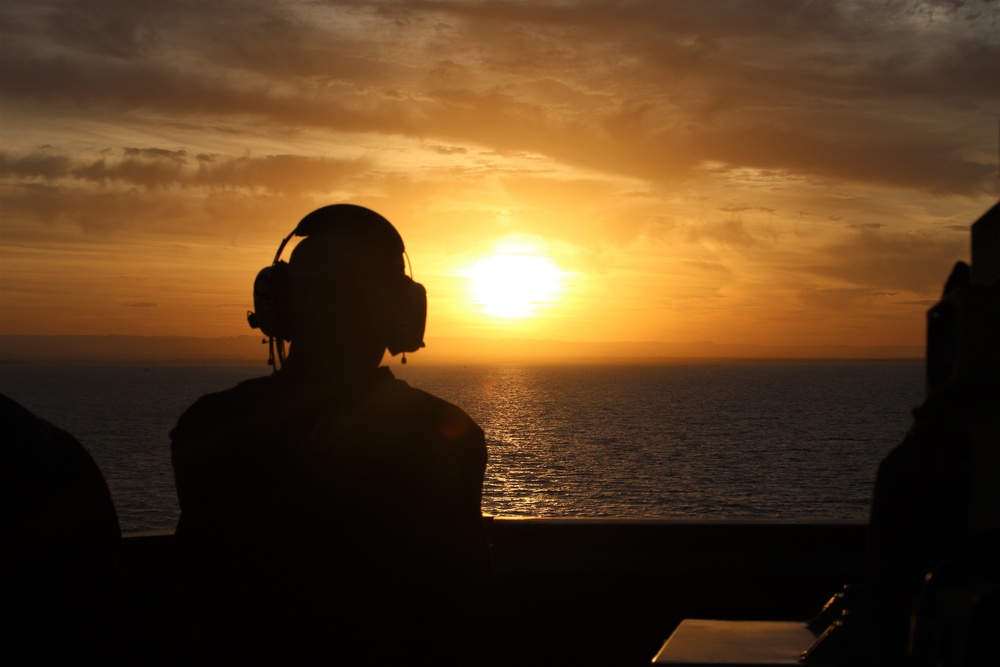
<box><xmin>1</xmin><ymin>0</ymin><xmax>998</xmax><ymax>358</ymax></box>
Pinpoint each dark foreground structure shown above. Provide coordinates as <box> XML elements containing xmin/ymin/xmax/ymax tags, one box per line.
<box><xmin>4</xmin><ymin>202</ymin><xmax>997</xmax><ymax>666</ymax></box>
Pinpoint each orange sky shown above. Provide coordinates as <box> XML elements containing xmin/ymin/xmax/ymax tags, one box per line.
<box><xmin>1</xmin><ymin>0</ymin><xmax>997</xmax><ymax>357</ymax></box>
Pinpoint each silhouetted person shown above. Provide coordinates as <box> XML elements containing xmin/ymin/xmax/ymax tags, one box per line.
<box><xmin>866</xmin><ymin>205</ymin><xmax>1000</xmax><ymax>667</ymax></box>
<box><xmin>1</xmin><ymin>393</ymin><xmax>131</xmax><ymax>664</ymax></box>
<box><xmin>170</xmin><ymin>205</ymin><xmax>493</xmax><ymax>664</ymax></box>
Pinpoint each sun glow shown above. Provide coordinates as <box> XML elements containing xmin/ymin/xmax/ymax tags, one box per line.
<box><xmin>463</xmin><ymin>243</ymin><xmax>566</xmax><ymax>319</ymax></box>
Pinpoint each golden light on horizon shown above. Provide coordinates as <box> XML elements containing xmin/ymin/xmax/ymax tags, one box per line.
<box><xmin>462</xmin><ymin>240</ymin><xmax>566</xmax><ymax>320</ymax></box>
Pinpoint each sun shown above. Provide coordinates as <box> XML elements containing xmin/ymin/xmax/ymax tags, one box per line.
<box><xmin>463</xmin><ymin>244</ymin><xmax>565</xmax><ymax>319</ymax></box>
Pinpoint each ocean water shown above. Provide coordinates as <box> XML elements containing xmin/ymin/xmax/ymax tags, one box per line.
<box><xmin>0</xmin><ymin>360</ymin><xmax>925</xmax><ymax>533</ymax></box>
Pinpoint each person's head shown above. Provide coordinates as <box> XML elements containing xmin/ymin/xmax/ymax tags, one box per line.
<box><xmin>252</xmin><ymin>204</ymin><xmax>425</xmax><ymax>370</ymax></box>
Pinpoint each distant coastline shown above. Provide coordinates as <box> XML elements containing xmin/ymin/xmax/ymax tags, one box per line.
<box><xmin>0</xmin><ymin>334</ymin><xmax>923</xmax><ymax>364</ymax></box>
<box><xmin>0</xmin><ymin>335</ymin><xmax>267</xmax><ymax>364</ymax></box>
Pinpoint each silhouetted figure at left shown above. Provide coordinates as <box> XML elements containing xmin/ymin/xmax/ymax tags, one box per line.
<box><xmin>170</xmin><ymin>204</ymin><xmax>493</xmax><ymax>664</ymax></box>
<box><xmin>1</xmin><ymin>393</ymin><xmax>131</xmax><ymax>664</ymax></box>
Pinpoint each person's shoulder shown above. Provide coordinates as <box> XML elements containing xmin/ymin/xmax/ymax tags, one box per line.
<box><xmin>385</xmin><ymin>376</ymin><xmax>472</xmax><ymax>414</ymax></box>
<box><xmin>170</xmin><ymin>374</ymin><xmax>275</xmax><ymax>442</ymax></box>
<box><xmin>182</xmin><ymin>373</ymin><xmax>275</xmax><ymax>415</ymax></box>
<box><xmin>381</xmin><ymin>377</ymin><xmax>484</xmax><ymax>439</ymax></box>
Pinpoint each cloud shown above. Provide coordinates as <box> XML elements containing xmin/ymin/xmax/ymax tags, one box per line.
<box><xmin>428</xmin><ymin>145</ymin><xmax>469</xmax><ymax>155</ymax></box>
<box><xmin>1</xmin><ymin>0</ymin><xmax>996</xmax><ymax>342</ymax></box>
<box><xmin>797</xmin><ymin>286</ymin><xmax>897</xmax><ymax>312</ymax></box>
<box><xmin>2</xmin><ymin>149</ymin><xmax>372</xmax><ymax>195</ymax></box>
<box><xmin>686</xmin><ymin>215</ymin><xmax>771</xmax><ymax>250</ymax></box>
<box><xmin>2</xmin><ymin>0</ymin><xmax>994</xmax><ymax>196</ymax></box>
<box><xmin>695</xmin><ymin>125</ymin><xmax>995</xmax><ymax>196</ymax></box>
<box><xmin>0</xmin><ymin>153</ymin><xmax>74</xmax><ymax>179</ymax></box>
<box><xmin>809</xmin><ymin>225</ymin><xmax>968</xmax><ymax>294</ymax></box>
<box><xmin>193</xmin><ymin>154</ymin><xmax>373</xmax><ymax>194</ymax></box>
<box><xmin>125</xmin><ymin>148</ymin><xmax>188</xmax><ymax>161</ymax></box>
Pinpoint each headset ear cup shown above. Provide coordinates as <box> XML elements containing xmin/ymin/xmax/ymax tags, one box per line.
<box><xmin>252</xmin><ymin>261</ymin><xmax>292</xmax><ymax>340</ymax></box>
<box><xmin>387</xmin><ymin>277</ymin><xmax>426</xmax><ymax>356</ymax></box>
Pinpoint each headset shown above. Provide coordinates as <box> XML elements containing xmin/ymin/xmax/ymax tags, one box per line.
<box><xmin>246</xmin><ymin>205</ymin><xmax>426</xmax><ymax>369</ymax></box>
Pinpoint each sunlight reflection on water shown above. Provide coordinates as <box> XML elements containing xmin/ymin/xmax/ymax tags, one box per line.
<box><xmin>397</xmin><ymin>362</ymin><xmax>923</xmax><ymax>521</ymax></box>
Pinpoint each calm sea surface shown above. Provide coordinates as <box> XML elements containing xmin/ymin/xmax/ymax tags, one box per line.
<box><xmin>0</xmin><ymin>360</ymin><xmax>924</xmax><ymax>533</ymax></box>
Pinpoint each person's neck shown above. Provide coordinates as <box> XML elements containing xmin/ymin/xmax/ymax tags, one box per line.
<box><xmin>282</xmin><ymin>341</ymin><xmax>385</xmax><ymax>380</ymax></box>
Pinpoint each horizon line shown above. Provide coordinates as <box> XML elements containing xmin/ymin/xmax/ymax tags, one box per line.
<box><xmin>0</xmin><ymin>332</ymin><xmax>925</xmax><ymax>365</ymax></box>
